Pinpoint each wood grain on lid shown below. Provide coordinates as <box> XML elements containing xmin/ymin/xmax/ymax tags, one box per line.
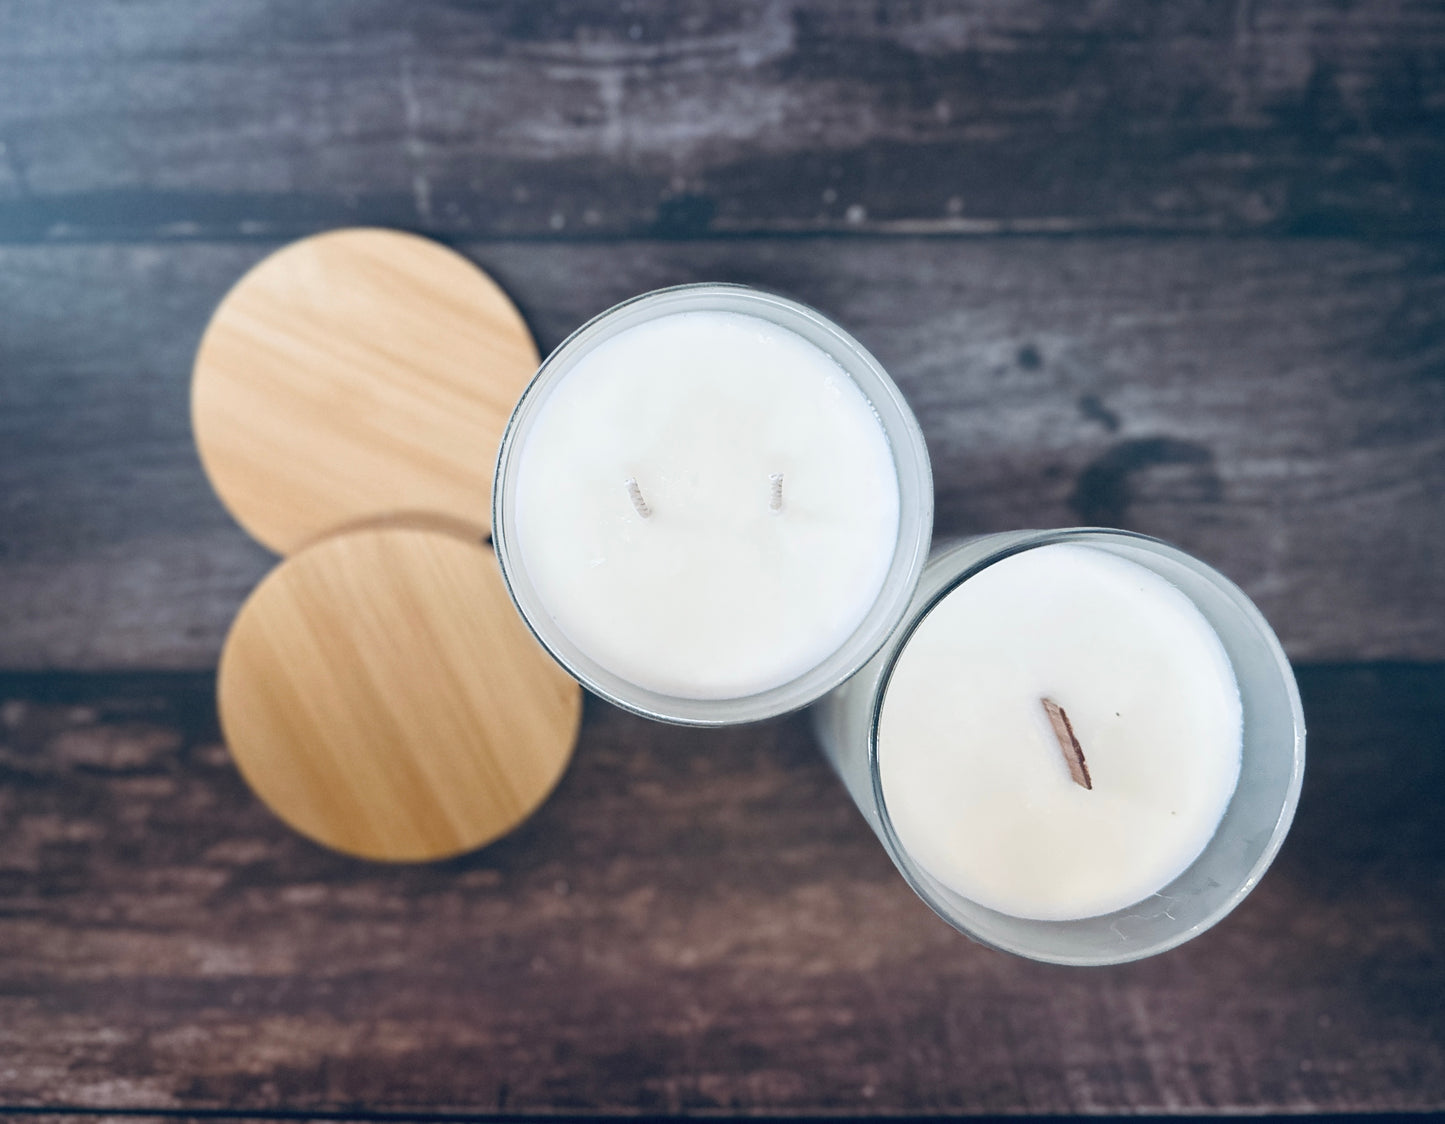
<box><xmin>217</xmin><ymin>525</ymin><xmax>581</xmax><ymax>861</ymax></box>
<box><xmin>192</xmin><ymin>227</ymin><xmax>538</xmax><ymax>554</ymax></box>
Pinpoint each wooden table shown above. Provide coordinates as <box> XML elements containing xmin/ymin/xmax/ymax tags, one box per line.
<box><xmin>2</xmin><ymin>3</ymin><xmax>1442</xmax><ymax>1118</ymax></box>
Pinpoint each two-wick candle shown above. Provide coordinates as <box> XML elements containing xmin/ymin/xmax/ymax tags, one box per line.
<box><xmin>493</xmin><ymin>284</ymin><xmax>933</xmax><ymax>725</ymax></box>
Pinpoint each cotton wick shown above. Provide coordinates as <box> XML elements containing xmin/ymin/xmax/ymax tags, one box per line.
<box><xmin>624</xmin><ymin>477</ymin><xmax>652</xmax><ymax>519</ymax></box>
<box><xmin>1041</xmin><ymin>697</ymin><xmax>1092</xmax><ymax>790</ymax></box>
<box><xmin>769</xmin><ymin>473</ymin><xmax>784</xmax><ymax>514</ymax></box>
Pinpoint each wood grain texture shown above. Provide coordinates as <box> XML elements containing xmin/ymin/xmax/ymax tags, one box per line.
<box><xmin>2</xmin><ymin>237</ymin><xmax>1442</xmax><ymax>668</ymax></box>
<box><xmin>192</xmin><ymin>228</ymin><xmax>537</xmax><ymax>553</ymax></box>
<box><xmin>5</xmin><ymin>1115</ymin><xmax>458</xmax><ymax>1124</ymax></box>
<box><xmin>0</xmin><ymin>666</ymin><xmax>1440</xmax><ymax>1115</ymax></box>
<box><xmin>218</xmin><ymin>528</ymin><xmax>580</xmax><ymax>863</ymax></box>
<box><xmin>0</xmin><ymin>0</ymin><xmax>1443</xmax><ymax>242</ymax></box>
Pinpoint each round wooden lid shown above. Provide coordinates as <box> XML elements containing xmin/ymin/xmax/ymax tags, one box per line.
<box><xmin>218</xmin><ymin>524</ymin><xmax>581</xmax><ymax>861</ymax></box>
<box><xmin>192</xmin><ymin>228</ymin><xmax>538</xmax><ymax>554</ymax></box>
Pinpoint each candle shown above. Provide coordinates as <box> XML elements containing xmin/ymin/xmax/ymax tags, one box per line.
<box><xmin>511</xmin><ymin>309</ymin><xmax>898</xmax><ymax>697</ymax></box>
<box><xmin>812</xmin><ymin>530</ymin><xmax>1305</xmax><ymax>964</ymax></box>
<box><xmin>877</xmin><ymin>543</ymin><xmax>1242</xmax><ymax>921</ymax></box>
<box><xmin>493</xmin><ymin>284</ymin><xmax>933</xmax><ymax>725</ymax></box>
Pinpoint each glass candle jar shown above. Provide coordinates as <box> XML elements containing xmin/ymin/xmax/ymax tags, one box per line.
<box><xmin>811</xmin><ymin>529</ymin><xmax>1306</xmax><ymax>965</ymax></box>
<box><xmin>493</xmin><ymin>284</ymin><xmax>933</xmax><ymax>726</ymax></box>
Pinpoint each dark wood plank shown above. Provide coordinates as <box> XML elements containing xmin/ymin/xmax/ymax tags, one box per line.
<box><xmin>0</xmin><ymin>665</ymin><xmax>1440</xmax><ymax>1114</ymax></box>
<box><xmin>0</xmin><ymin>1118</ymin><xmax>517</xmax><ymax>1124</ymax></box>
<box><xmin>1</xmin><ymin>0</ymin><xmax>1443</xmax><ymax>242</ymax></box>
<box><xmin>2</xmin><ymin>237</ymin><xmax>1443</xmax><ymax>668</ymax></box>
<box><xmin>0</xmin><ymin>1118</ymin><xmax>302</xmax><ymax>1124</ymax></box>
<box><xmin>0</xmin><ymin>1118</ymin><xmax>465</xmax><ymax>1124</ymax></box>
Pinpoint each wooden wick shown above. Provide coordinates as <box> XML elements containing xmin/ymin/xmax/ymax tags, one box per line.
<box><xmin>624</xmin><ymin>477</ymin><xmax>652</xmax><ymax>519</ymax></box>
<box><xmin>769</xmin><ymin>473</ymin><xmax>784</xmax><ymax>513</ymax></box>
<box><xmin>1041</xmin><ymin>697</ymin><xmax>1093</xmax><ymax>790</ymax></box>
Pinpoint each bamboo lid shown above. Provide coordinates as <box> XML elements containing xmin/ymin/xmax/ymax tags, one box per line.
<box><xmin>192</xmin><ymin>228</ymin><xmax>537</xmax><ymax>554</ymax></box>
<box><xmin>218</xmin><ymin>525</ymin><xmax>581</xmax><ymax>861</ymax></box>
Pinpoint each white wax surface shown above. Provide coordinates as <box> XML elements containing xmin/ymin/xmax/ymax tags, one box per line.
<box><xmin>513</xmin><ymin>310</ymin><xmax>900</xmax><ymax>699</ymax></box>
<box><xmin>878</xmin><ymin>544</ymin><xmax>1243</xmax><ymax>921</ymax></box>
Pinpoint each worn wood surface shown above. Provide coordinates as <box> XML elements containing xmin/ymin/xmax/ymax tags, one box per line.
<box><xmin>3</xmin><ymin>237</ymin><xmax>1443</xmax><ymax>669</ymax></box>
<box><xmin>2</xmin><ymin>1</ymin><xmax>1443</xmax><ymax>1117</ymax></box>
<box><xmin>0</xmin><ymin>665</ymin><xmax>1441</xmax><ymax>1115</ymax></box>
<box><xmin>1</xmin><ymin>1</ymin><xmax>1444</xmax><ymax>242</ymax></box>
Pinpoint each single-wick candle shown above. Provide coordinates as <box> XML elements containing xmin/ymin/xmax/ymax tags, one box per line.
<box><xmin>511</xmin><ymin>309</ymin><xmax>901</xmax><ymax>700</ymax></box>
<box><xmin>877</xmin><ymin>543</ymin><xmax>1244</xmax><ymax>922</ymax></box>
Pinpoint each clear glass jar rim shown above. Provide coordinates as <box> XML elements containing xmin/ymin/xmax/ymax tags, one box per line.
<box><xmin>492</xmin><ymin>283</ymin><xmax>934</xmax><ymax>726</ymax></box>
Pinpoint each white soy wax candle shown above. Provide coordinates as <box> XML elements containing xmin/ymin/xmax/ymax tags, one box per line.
<box><xmin>493</xmin><ymin>285</ymin><xmax>933</xmax><ymax>726</ymax></box>
<box><xmin>514</xmin><ymin>312</ymin><xmax>897</xmax><ymax>698</ymax></box>
<box><xmin>812</xmin><ymin>530</ymin><xmax>1306</xmax><ymax>965</ymax></box>
<box><xmin>878</xmin><ymin>543</ymin><xmax>1242</xmax><ymax>922</ymax></box>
